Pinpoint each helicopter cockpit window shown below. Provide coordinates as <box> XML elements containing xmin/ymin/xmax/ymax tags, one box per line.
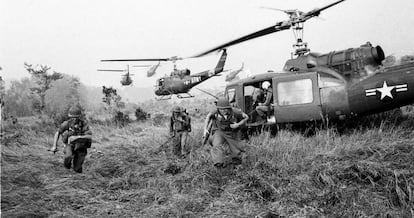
<box><xmin>184</xmin><ymin>69</ymin><xmax>190</xmax><ymax>76</ymax></box>
<box><xmin>277</xmin><ymin>79</ymin><xmax>313</xmax><ymax>106</ymax></box>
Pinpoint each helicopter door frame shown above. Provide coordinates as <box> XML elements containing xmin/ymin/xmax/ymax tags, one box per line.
<box><xmin>273</xmin><ymin>72</ymin><xmax>322</xmax><ymax>123</ymax></box>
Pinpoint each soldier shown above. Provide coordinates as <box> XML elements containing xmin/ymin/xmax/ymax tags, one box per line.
<box><xmin>50</xmin><ymin>105</ymin><xmax>92</xmax><ymax>173</ymax></box>
<box><xmin>203</xmin><ymin>97</ymin><xmax>249</xmax><ymax>168</ymax></box>
<box><xmin>169</xmin><ymin>105</ymin><xmax>191</xmax><ymax>157</ymax></box>
<box><xmin>251</xmin><ymin>81</ymin><xmax>273</xmax><ymax>123</ymax></box>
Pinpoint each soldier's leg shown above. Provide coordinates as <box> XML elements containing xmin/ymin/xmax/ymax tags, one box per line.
<box><xmin>63</xmin><ymin>144</ymin><xmax>74</xmax><ymax>169</ymax></box>
<box><xmin>224</xmin><ymin>135</ymin><xmax>244</xmax><ymax>165</ymax></box>
<box><xmin>172</xmin><ymin>133</ymin><xmax>181</xmax><ymax>156</ymax></box>
<box><xmin>211</xmin><ymin>132</ymin><xmax>227</xmax><ymax>167</ymax></box>
<box><xmin>180</xmin><ymin>131</ymin><xmax>189</xmax><ymax>155</ymax></box>
<box><xmin>73</xmin><ymin>148</ymin><xmax>87</xmax><ymax>173</ymax></box>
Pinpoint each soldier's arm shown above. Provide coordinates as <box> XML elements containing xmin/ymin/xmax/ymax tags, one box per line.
<box><xmin>187</xmin><ymin>117</ymin><xmax>192</xmax><ymax>132</ymax></box>
<box><xmin>169</xmin><ymin>117</ymin><xmax>174</xmax><ymax>133</ymax></box>
<box><xmin>239</xmin><ymin>111</ymin><xmax>249</xmax><ymax>125</ymax></box>
<box><xmin>68</xmin><ymin>121</ymin><xmax>92</xmax><ymax>143</ymax></box>
<box><xmin>50</xmin><ymin>121</ymin><xmax>69</xmax><ymax>152</ymax></box>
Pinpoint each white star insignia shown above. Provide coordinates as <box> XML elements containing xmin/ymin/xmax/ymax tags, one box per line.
<box><xmin>377</xmin><ymin>81</ymin><xmax>394</xmax><ymax>100</ymax></box>
<box><xmin>365</xmin><ymin>81</ymin><xmax>408</xmax><ymax>100</ymax></box>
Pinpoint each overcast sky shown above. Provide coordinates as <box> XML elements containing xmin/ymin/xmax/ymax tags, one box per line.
<box><xmin>1</xmin><ymin>0</ymin><xmax>414</xmax><ymax>90</ymax></box>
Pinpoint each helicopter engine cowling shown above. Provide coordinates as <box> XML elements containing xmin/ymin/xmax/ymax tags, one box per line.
<box><xmin>315</xmin><ymin>42</ymin><xmax>385</xmax><ymax>76</ymax></box>
<box><xmin>283</xmin><ymin>42</ymin><xmax>385</xmax><ymax>79</ymax></box>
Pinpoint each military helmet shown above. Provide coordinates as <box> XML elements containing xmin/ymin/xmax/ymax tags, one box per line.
<box><xmin>172</xmin><ymin>105</ymin><xmax>182</xmax><ymax>113</ymax></box>
<box><xmin>68</xmin><ymin>105</ymin><xmax>82</xmax><ymax>118</ymax></box>
<box><xmin>216</xmin><ymin>97</ymin><xmax>231</xmax><ymax>109</ymax></box>
<box><xmin>262</xmin><ymin>81</ymin><xmax>271</xmax><ymax>89</ymax></box>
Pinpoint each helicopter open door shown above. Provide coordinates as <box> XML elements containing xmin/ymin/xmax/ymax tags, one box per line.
<box><xmin>273</xmin><ymin>72</ymin><xmax>322</xmax><ymax>123</ymax></box>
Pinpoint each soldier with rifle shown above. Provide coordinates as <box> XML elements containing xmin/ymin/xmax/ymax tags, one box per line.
<box><xmin>170</xmin><ymin>105</ymin><xmax>191</xmax><ymax>158</ymax></box>
<box><xmin>50</xmin><ymin>105</ymin><xmax>92</xmax><ymax>173</ymax></box>
<box><xmin>203</xmin><ymin>97</ymin><xmax>249</xmax><ymax>168</ymax></box>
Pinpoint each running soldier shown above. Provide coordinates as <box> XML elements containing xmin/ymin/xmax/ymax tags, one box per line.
<box><xmin>50</xmin><ymin>105</ymin><xmax>92</xmax><ymax>173</ymax></box>
<box><xmin>203</xmin><ymin>97</ymin><xmax>249</xmax><ymax>168</ymax></box>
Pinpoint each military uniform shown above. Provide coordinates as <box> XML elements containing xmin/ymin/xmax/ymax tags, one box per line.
<box><xmin>204</xmin><ymin>98</ymin><xmax>249</xmax><ymax>168</ymax></box>
<box><xmin>51</xmin><ymin>106</ymin><xmax>92</xmax><ymax>173</ymax></box>
<box><xmin>58</xmin><ymin>117</ymin><xmax>92</xmax><ymax>173</ymax></box>
<box><xmin>170</xmin><ymin>106</ymin><xmax>191</xmax><ymax>157</ymax></box>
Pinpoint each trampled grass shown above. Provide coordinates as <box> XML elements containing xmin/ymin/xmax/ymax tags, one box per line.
<box><xmin>1</xmin><ymin>110</ymin><xmax>413</xmax><ymax>217</ymax></box>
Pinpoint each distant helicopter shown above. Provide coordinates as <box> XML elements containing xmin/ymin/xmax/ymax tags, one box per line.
<box><xmin>139</xmin><ymin>61</ymin><xmax>161</xmax><ymax>77</ymax></box>
<box><xmin>101</xmin><ymin>49</ymin><xmax>227</xmax><ymax>100</ymax></box>
<box><xmin>98</xmin><ymin>64</ymin><xmax>150</xmax><ymax>86</ymax></box>
<box><xmin>225</xmin><ymin>63</ymin><xmax>244</xmax><ymax>82</ymax></box>
<box><xmin>195</xmin><ymin>0</ymin><xmax>414</xmax><ymax>127</ymax></box>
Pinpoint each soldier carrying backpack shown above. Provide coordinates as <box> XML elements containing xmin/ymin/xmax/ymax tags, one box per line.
<box><xmin>169</xmin><ymin>106</ymin><xmax>191</xmax><ymax>158</ymax></box>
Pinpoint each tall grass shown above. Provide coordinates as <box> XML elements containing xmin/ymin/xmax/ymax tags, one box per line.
<box><xmin>1</xmin><ymin>108</ymin><xmax>413</xmax><ymax>217</ymax></box>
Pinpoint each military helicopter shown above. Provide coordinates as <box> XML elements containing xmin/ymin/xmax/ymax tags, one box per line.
<box><xmin>195</xmin><ymin>0</ymin><xmax>414</xmax><ymax>127</ymax></box>
<box><xmin>97</xmin><ymin>64</ymin><xmax>150</xmax><ymax>86</ymax></box>
<box><xmin>225</xmin><ymin>63</ymin><xmax>244</xmax><ymax>82</ymax></box>
<box><xmin>101</xmin><ymin>49</ymin><xmax>227</xmax><ymax>100</ymax></box>
<box><xmin>139</xmin><ymin>61</ymin><xmax>161</xmax><ymax>77</ymax></box>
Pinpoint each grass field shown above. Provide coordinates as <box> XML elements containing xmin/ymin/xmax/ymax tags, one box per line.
<box><xmin>1</xmin><ymin>110</ymin><xmax>414</xmax><ymax>217</ymax></box>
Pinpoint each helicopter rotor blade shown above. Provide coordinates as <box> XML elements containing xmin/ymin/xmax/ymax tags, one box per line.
<box><xmin>97</xmin><ymin>69</ymin><xmax>126</xmax><ymax>72</ymax></box>
<box><xmin>132</xmin><ymin>65</ymin><xmax>151</xmax><ymax>67</ymax></box>
<box><xmin>193</xmin><ymin>23</ymin><xmax>290</xmax><ymax>57</ymax></box>
<box><xmin>193</xmin><ymin>0</ymin><xmax>345</xmax><ymax>57</ymax></box>
<box><xmin>300</xmin><ymin>0</ymin><xmax>345</xmax><ymax>21</ymax></box>
<box><xmin>101</xmin><ymin>58</ymin><xmax>170</xmax><ymax>62</ymax></box>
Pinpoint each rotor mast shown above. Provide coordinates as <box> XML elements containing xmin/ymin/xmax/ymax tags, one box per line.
<box><xmin>292</xmin><ymin>22</ymin><xmax>309</xmax><ymax>56</ymax></box>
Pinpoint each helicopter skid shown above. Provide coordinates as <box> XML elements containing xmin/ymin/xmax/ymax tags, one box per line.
<box><xmin>155</xmin><ymin>95</ymin><xmax>172</xmax><ymax>101</ymax></box>
<box><xmin>176</xmin><ymin>93</ymin><xmax>194</xmax><ymax>99</ymax></box>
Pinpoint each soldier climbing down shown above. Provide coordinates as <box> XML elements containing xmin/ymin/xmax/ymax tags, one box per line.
<box><xmin>169</xmin><ymin>106</ymin><xmax>191</xmax><ymax>158</ymax></box>
<box><xmin>50</xmin><ymin>105</ymin><xmax>92</xmax><ymax>173</ymax></box>
<box><xmin>203</xmin><ymin>97</ymin><xmax>249</xmax><ymax>168</ymax></box>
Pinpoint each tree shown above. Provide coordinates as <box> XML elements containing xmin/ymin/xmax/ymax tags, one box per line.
<box><xmin>4</xmin><ymin>78</ymin><xmax>35</xmax><ymax>117</ymax></box>
<box><xmin>25</xmin><ymin>63</ymin><xmax>63</xmax><ymax>113</ymax></box>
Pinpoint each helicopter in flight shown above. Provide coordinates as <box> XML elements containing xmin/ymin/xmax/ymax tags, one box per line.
<box><xmin>141</xmin><ymin>62</ymin><xmax>161</xmax><ymax>77</ymax></box>
<box><xmin>195</xmin><ymin>0</ymin><xmax>414</xmax><ymax>127</ymax></box>
<box><xmin>225</xmin><ymin>63</ymin><xmax>244</xmax><ymax>82</ymax></box>
<box><xmin>101</xmin><ymin>49</ymin><xmax>228</xmax><ymax>100</ymax></box>
<box><xmin>97</xmin><ymin>64</ymin><xmax>150</xmax><ymax>86</ymax></box>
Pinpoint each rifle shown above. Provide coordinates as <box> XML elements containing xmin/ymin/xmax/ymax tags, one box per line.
<box><xmin>202</xmin><ymin>120</ymin><xmax>213</xmax><ymax>146</ymax></box>
<box><xmin>156</xmin><ymin>135</ymin><xmax>174</xmax><ymax>154</ymax></box>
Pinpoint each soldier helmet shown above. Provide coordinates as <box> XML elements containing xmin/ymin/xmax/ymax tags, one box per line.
<box><xmin>216</xmin><ymin>97</ymin><xmax>231</xmax><ymax>109</ymax></box>
<box><xmin>172</xmin><ymin>105</ymin><xmax>182</xmax><ymax>113</ymax></box>
<box><xmin>262</xmin><ymin>81</ymin><xmax>271</xmax><ymax>89</ymax></box>
<box><xmin>68</xmin><ymin>105</ymin><xmax>82</xmax><ymax>118</ymax></box>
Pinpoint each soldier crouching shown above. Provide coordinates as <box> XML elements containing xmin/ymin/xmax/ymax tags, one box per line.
<box><xmin>203</xmin><ymin>97</ymin><xmax>249</xmax><ymax>168</ymax></box>
<box><xmin>50</xmin><ymin>105</ymin><xmax>92</xmax><ymax>173</ymax></box>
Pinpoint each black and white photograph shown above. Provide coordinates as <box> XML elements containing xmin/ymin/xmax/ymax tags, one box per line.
<box><xmin>1</xmin><ymin>0</ymin><xmax>414</xmax><ymax>217</ymax></box>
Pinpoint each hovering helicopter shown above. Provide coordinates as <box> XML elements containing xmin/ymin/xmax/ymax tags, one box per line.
<box><xmin>225</xmin><ymin>63</ymin><xmax>244</xmax><ymax>82</ymax></box>
<box><xmin>195</xmin><ymin>0</ymin><xmax>414</xmax><ymax>127</ymax></box>
<box><xmin>97</xmin><ymin>64</ymin><xmax>150</xmax><ymax>86</ymax></box>
<box><xmin>101</xmin><ymin>49</ymin><xmax>227</xmax><ymax>100</ymax></box>
<box><xmin>139</xmin><ymin>61</ymin><xmax>161</xmax><ymax>77</ymax></box>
